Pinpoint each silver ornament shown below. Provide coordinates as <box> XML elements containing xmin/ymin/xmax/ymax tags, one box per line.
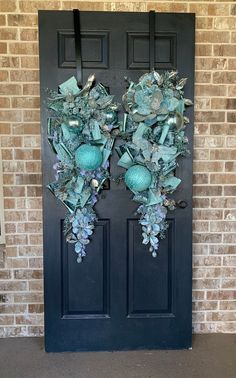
<box><xmin>91</xmin><ymin>179</ymin><xmax>99</xmax><ymax>188</ymax></box>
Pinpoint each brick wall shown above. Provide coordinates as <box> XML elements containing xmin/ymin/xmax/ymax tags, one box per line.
<box><xmin>0</xmin><ymin>0</ymin><xmax>235</xmax><ymax>337</ymax></box>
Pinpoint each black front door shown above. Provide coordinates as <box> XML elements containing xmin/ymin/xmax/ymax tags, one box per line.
<box><xmin>39</xmin><ymin>10</ymin><xmax>195</xmax><ymax>352</ymax></box>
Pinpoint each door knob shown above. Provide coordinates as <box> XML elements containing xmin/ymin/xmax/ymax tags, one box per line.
<box><xmin>177</xmin><ymin>200</ymin><xmax>188</xmax><ymax>209</ymax></box>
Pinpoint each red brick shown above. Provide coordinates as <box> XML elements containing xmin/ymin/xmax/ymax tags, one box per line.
<box><xmin>10</xmin><ymin>70</ymin><xmax>39</xmax><ymax>82</ymax></box>
<box><xmin>195</xmin><ymin>44</ymin><xmax>212</xmax><ymax>57</ymax></box>
<box><xmin>192</xmin><ymin>198</ymin><xmax>210</xmax><ymax>208</ymax></box>
<box><xmin>1</xmin><ymin>114</ymin><xmax>24</xmax><ymax>129</ymax></box>
<box><xmin>195</xmin><ymin>111</ymin><xmax>225</xmax><ymax>123</ymax></box>
<box><xmin>23</xmin><ymin>110</ymin><xmax>40</xmax><ymax>122</ymax></box>
<box><xmin>15</xmin><ymin>174</ymin><xmax>42</xmax><ymax>185</ymax></box>
<box><xmin>210</xmin><ymin>149</ymin><xmax>236</xmax><ymax>160</ymax></box>
<box><xmin>0</xmin><ymin>124</ymin><xmax>11</xmax><ymax>134</ymax></box>
<box><xmin>224</xmin><ymin>186</ymin><xmax>236</xmax><ymax>196</ymax></box>
<box><xmin>0</xmin><ymin>315</ymin><xmax>15</xmax><ymax>325</ymax></box>
<box><xmin>193</xmin><ymin>161</ymin><xmax>223</xmax><ymax>173</ymax></box>
<box><xmin>193</xmin><ymin>278</ymin><xmax>221</xmax><ymax>290</ymax></box>
<box><xmin>16</xmin><ymin>314</ymin><xmax>43</xmax><ymax>325</ymax></box>
<box><xmin>29</xmin><ymin>304</ymin><xmax>44</xmax><ymax>313</ymax></box>
<box><xmin>213</xmin><ymin>72</ymin><xmax>236</xmax><ymax>84</ymax></box>
<box><xmin>21</xmin><ymin>57</ymin><xmax>39</xmax><ymax>69</ymax></box>
<box><xmin>193</xmin><ymin>185</ymin><xmax>222</xmax><ymax>197</ymax></box>
<box><xmin>0</xmin><ymin>84</ymin><xmax>22</xmax><ymax>95</ymax></box>
<box><xmin>18</xmin><ymin>246</ymin><xmax>42</xmax><ymax>257</ymax></box>
<box><xmin>0</xmin><ymin>0</ymin><xmax>17</xmax><ymax>12</ymax></box>
<box><xmin>9</xmin><ymin>42</ymin><xmax>38</xmax><ymax>55</ymax></box>
<box><xmin>214</xmin><ymin>45</ymin><xmax>236</xmax><ymax>57</ymax></box>
<box><xmin>223</xmin><ymin>256</ymin><xmax>236</xmax><ymax>266</ymax></box>
<box><xmin>196</xmin><ymin>31</ymin><xmax>230</xmax><ymax>44</ymax></box>
<box><xmin>20</xmin><ymin>29</ymin><xmax>38</xmax><ymax>41</ymax></box>
<box><xmin>193</xmin><ymin>301</ymin><xmax>218</xmax><ymax>311</ymax></box>
<box><xmin>11</xmin><ymin>97</ymin><xmax>40</xmax><ymax>109</ymax></box>
<box><xmin>0</xmin><ymin>43</ymin><xmax>7</xmax><ymax>54</ymax></box>
<box><xmin>193</xmin><ymin>233</ymin><xmax>222</xmax><ymax>244</ymax></box>
<box><xmin>14</xmin><ymin>270</ymin><xmax>43</xmax><ymax>280</ymax></box>
<box><xmin>193</xmin><ymin>210</ymin><xmax>223</xmax><ymax>221</ymax></box>
<box><xmin>0</xmin><ymin>28</ymin><xmax>17</xmax><ymax>40</ymax></box>
<box><xmin>210</xmin><ymin>174</ymin><xmax>236</xmax><ymax>185</ymax></box>
<box><xmin>211</xmin><ymin>198</ymin><xmax>236</xmax><ymax>209</ymax></box>
<box><xmin>0</xmin><ymin>304</ymin><xmax>27</xmax><ymax>314</ymax></box>
<box><xmin>19</xmin><ymin>1</ymin><xmax>61</xmax><ymax>12</ymax></box>
<box><xmin>0</xmin><ymin>281</ymin><xmax>27</xmax><ymax>291</ymax></box>
<box><xmin>193</xmin><ymin>256</ymin><xmax>221</xmax><ymax>267</ymax></box>
<box><xmin>0</xmin><ymin>15</ymin><xmax>6</xmax><ymax>26</ymax></box>
<box><xmin>7</xmin><ymin>14</ymin><xmax>38</xmax><ymax>27</ymax></box>
<box><xmin>23</xmin><ymin>84</ymin><xmax>40</xmax><ymax>95</ymax></box>
<box><xmin>12</xmin><ymin>123</ymin><xmax>40</xmax><ymax>135</ymax></box>
<box><xmin>1</xmin><ymin>136</ymin><xmax>22</xmax><ymax>147</ymax></box>
<box><xmin>14</xmin><ymin>293</ymin><xmax>43</xmax><ymax>303</ymax></box>
<box><xmin>195</xmin><ymin>85</ymin><xmax>227</xmax><ymax>97</ymax></box>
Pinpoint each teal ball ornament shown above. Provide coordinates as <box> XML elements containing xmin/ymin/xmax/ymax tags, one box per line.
<box><xmin>75</xmin><ymin>144</ymin><xmax>103</xmax><ymax>171</ymax></box>
<box><xmin>105</xmin><ymin>110</ymin><xmax>117</xmax><ymax>124</ymax></box>
<box><xmin>125</xmin><ymin>165</ymin><xmax>152</xmax><ymax>192</ymax></box>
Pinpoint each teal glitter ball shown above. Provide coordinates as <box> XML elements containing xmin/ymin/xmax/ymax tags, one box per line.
<box><xmin>125</xmin><ymin>165</ymin><xmax>152</xmax><ymax>192</ymax></box>
<box><xmin>75</xmin><ymin>144</ymin><xmax>103</xmax><ymax>171</ymax></box>
<box><xmin>105</xmin><ymin>110</ymin><xmax>117</xmax><ymax>124</ymax></box>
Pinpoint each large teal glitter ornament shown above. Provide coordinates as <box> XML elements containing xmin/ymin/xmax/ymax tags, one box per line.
<box><xmin>75</xmin><ymin>144</ymin><xmax>103</xmax><ymax>171</ymax></box>
<box><xmin>125</xmin><ymin>165</ymin><xmax>152</xmax><ymax>192</ymax></box>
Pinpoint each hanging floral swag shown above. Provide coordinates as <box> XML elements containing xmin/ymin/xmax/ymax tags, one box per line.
<box><xmin>117</xmin><ymin>71</ymin><xmax>192</xmax><ymax>257</ymax></box>
<box><xmin>46</xmin><ymin>70</ymin><xmax>192</xmax><ymax>262</ymax></box>
<box><xmin>47</xmin><ymin>74</ymin><xmax>119</xmax><ymax>263</ymax></box>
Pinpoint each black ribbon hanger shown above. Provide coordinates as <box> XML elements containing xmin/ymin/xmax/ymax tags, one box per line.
<box><xmin>149</xmin><ymin>10</ymin><xmax>155</xmax><ymax>71</ymax></box>
<box><xmin>73</xmin><ymin>9</ymin><xmax>83</xmax><ymax>87</ymax></box>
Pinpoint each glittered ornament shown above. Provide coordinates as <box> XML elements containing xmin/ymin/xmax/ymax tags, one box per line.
<box><xmin>75</xmin><ymin>144</ymin><xmax>103</xmax><ymax>171</ymax></box>
<box><xmin>105</xmin><ymin>110</ymin><xmax>117</xmax><ymax>124</ymax></box>
<box><xmin>167</xmin><ymin>111</ymin><xmax>184</xmax><ymax>130</ymax></box>
<box><xmin>125</xmin><ymin>165</ymin><xmax>152</xmax><ymax>192</ymax></box>
<box><xmin>91</xmin><ymin>179</ymin><xmax>99</xmax><ymax>188</ymax></box>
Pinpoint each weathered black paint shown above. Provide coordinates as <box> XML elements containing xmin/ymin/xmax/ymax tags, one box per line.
<box><xmin>39</xmin><ymin>10</ymin><xmax>195</xmax><ymax>352</ymax></box>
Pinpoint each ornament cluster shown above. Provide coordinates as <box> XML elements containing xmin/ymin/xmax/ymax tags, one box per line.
<box><xmin>117</xmin><ymin>71</ymin><xmax>192</xmax><ymax>257</ymax></box>
<box><xmin>47</xmin><ymin>75</ymin><xmax>118</xmax><ymax>262</ymax></box>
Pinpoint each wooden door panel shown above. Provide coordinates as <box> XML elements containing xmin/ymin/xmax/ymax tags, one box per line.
<box><xmin>127</xmin><ymin>219</ymin><xmax>173</xmax><ymax>316</ymax></box>
<box><xmin>58</xmin><ymin>30</ymin><xmax>109</xmax><ymax>69</ymax></box>
<box><xmin>62</xmin><ymin>220</ymin><xmax>110</xmax><ymax>317</ymax></box>
<box><xmin>127</xmin><ymin>32</ymin><xmax>177</xmax><ymax>69</ymax></box>
<box><xmin>39</xmin><ymin>10</ymin><xmax>195</xmax><ymax>352</ymax></box>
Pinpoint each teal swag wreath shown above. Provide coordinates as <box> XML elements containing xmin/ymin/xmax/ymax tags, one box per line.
<box><xmin>46</xmin><ymin>71</ymin><xmax>192</xmax><ymax>262</ymax></box>
<box><xmin>47</xmin><ymin>75</ymin><xmax>118</xmax><ymax>263</ymax></box>
<box><xmin>117</xmin><ymin>71</ymin><xmax>192</xmax><ymax>257</ymax></box>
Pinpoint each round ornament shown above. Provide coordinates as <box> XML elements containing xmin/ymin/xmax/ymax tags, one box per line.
<box><xmin>105</xmin><ymin>110</ymin><xmax>117</xmax><ymax>124</ymax></box>
<box><xmin>125</xmin><ymin>165</ymin><xmax>152</xmax><ymax>192</ymax></box>
<box><xmin>75</xmin><ymin>144</ymin><xmax>103</xmax><ymax>171</ymax></box>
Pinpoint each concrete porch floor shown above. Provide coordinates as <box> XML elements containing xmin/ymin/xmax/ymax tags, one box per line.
<box><xmin>0</xmin><ymin>335</ymin><xmax>235</xmax><ymax>378</ymax></box>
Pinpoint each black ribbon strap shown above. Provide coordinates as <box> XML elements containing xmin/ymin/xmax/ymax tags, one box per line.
<box><xmin>73</xmin><ymin>9</ymin><xmax>82</xmax><ymax>86</ymax></box>
<box><xmin>149</xmin><ymin>10</ymin><xmax>155</xmax><ymax>71</ymax></box>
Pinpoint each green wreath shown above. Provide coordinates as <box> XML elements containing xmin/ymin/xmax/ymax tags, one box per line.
<box><xmin>47</xmin><ymin>75</ymin><xmax>118</xmax><ymax>262</ymax></box>
<box><xmin>117</xmin><ymin>71</ymin><xmax>192</xmax><ymax>257</ymax></box>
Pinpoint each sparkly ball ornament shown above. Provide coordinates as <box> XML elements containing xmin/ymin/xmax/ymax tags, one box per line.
<box><xmin>125</xmin><ymin>165</ymin><xmax>152</xmax><ymax>192</ymax></box>
<box><xmin>105</xmin><ymin>110</ymin><xmax>117</xmax><ymax>124</ymax></box>
<box><xmin>75</xmin><ymin>144</ymin><xmax>103</xmax><ymax>171</ymax></box>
